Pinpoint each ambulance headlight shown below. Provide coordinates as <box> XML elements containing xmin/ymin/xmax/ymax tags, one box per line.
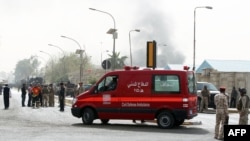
<box><xmin>72</xmin><ymin>98</ymin><xmax>77</xmax><ymax>105</ymax></box>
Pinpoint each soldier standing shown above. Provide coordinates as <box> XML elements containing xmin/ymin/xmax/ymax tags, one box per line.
<box><xmin>200</xmin><ymin>85</ymin><xmax>210</xmax><ymax>112</ymax></box>
<box><xmin>214</xmin><ymin>87</ymin><xmax>228</xmax><ymax>140</ymax></box>
<box><xmin>59</xmin><ymin>82</ymin><xmax>66</xmax><ymax>112</ymax></box>
<box><xmin>237</xmin><ymin>88</ymin><xmax>249</xmax><ymax>125</ymax></box>
<box><xmin>48</xmin><ymin>84</ymin><xmax>55</xmax><ymax>107</ymax></box>
<box><xmin>41</xmin><ymin>85</ymin><xmax>49</xmax><ymax>107</ymax></box>
<box><xmin>75</xmin><ymin>82</ymin><xmax>85</xmax><ymax>97</ymax></box>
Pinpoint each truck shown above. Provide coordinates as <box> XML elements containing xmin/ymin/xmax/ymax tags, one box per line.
<box><xmin>71</xmin><ymin>66</ymin><xmax>198</xmax><ymax>129</ymax></box>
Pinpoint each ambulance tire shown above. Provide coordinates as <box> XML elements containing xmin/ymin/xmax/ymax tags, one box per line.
<box><xmin>101</xmin><ymin>119</ymin><xmax>110</xmax><ymax>124</ymax></box>
<box><xmin>157</xmin><ymin>111</ymin><xmax>174</xmax><ymax>129</ymax></box>
<box><xmin>82</xmin><ymin>108</ymin><xmax>94</xmax><ymax>125</ymax></box>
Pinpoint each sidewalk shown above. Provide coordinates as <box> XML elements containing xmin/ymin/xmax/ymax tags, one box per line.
<box><xmin>201</xmin><ymin>108</ymin><xmax>238</xmax><ymax>114</ymax></box>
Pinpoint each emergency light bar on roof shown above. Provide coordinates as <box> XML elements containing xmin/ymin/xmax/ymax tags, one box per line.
<box><xmin>124</xmin><ymin>66</ymin><xmax>139</xmax><ymax>70</ymax></box>
<box><xmin>124</xmin><ymin>66</ymin><xmax>191</xmax><ymax>71</ymax></box>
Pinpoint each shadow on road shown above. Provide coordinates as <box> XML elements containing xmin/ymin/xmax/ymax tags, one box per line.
<box><xmin>71</xmin><ymin>122</ymin><xmax>209</xmax><ymax>135</ymax></box>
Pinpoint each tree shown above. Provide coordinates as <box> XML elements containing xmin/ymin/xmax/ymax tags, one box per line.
<box><xmin>108</xmin><ymin>52</ymin><xmax>128</xmax><ymax>69</ymax></box>
<box><xmin>14</xmin><ymin>56</ymin><xmax>40</xmax><ymax>85</ymax></box>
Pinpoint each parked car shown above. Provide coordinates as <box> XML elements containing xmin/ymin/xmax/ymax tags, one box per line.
<box><xmin>84</xmin><ymin>84</ymin><xmax>92</xmax><ymax>91</ymax></box>
<box><xmin>197</xmin><ymin>82</ymin><xmax>220</xmax><ymax>110</ymax></box>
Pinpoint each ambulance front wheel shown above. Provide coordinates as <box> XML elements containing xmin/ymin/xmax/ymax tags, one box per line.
<box><xmin>82</xmin><ymin>108</ymin><xmax>94</xmax><ymax>125</ymax></box>
<box><xmin>157</xmin><ymin>111</ymin><xmax>174</xmax><ymax>129</ymax></box>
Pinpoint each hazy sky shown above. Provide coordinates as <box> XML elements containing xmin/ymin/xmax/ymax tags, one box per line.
<box><xmin>0</xmin><ymin>0</ymin><xmax>250</xmax><ymax>73</ymax></box>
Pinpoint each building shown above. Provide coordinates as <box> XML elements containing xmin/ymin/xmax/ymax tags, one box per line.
<box><xmin>195</xmin><ymin>59</ymin><xmax>250</xmax><ymax>99</ymax></box>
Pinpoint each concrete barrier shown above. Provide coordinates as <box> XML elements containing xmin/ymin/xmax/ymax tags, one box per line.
<box><xmin>54</xmin><ymin>96</ymin><xmax>73</xmax><ymax>106</ymax></box>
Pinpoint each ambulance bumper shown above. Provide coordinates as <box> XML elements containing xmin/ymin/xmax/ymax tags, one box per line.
<box><xmin>71</xmin><ymin>107</ymin><xmax>82</xmax><ymax>118</ymax></box>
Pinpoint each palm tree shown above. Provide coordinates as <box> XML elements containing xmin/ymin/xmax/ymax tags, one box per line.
<box><xmin>108</xmin><ymin>52</ymin><xmax>128</xmax><ymax>69</ymax></box>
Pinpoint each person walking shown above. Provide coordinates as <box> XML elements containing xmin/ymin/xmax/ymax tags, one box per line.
<box><xmin>214</xmin><ymin>87</ymin><xmax>229</xmax><ymax>140</ymax></box>
<box><xmin>75</xmin><ymin>82</ymin><xmax>85</xmax><ymax>97</ymax></box>
<box><xmin>48</xmin><ymin>83</ymin><xmax>55</xmax><ymax>107</ymax></box>
<box><xmin>230</xmin><ymin>86</ymin><xmax>238</xmax><ymax>108</ymax></box>
<box><xmin>59</xmin><ymin>82</ymin><xmax>66</xmax><ymax>112</ymax></box>
<box><xmin>237</xmin><ymin>88</ymin><xmax>249</xmax><ymax>125</ymax></box>
<box><xmin>21</xmin><ymin>83</ymin><xmax>27</xmax><ymax>107</ymax></box>
<box><xmin>3</xmin><ymin>84</ymin><xmax>11</xmax><ymax>109</ymax></box>
<box><xmin>200</xmin><ymin>85</ymin><xmax>210</xmax><ymax>112</ymax></box>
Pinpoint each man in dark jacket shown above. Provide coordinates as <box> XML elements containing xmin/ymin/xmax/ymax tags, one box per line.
<box><xmin>59</xmin><ymin>83</ymin><xmax>65</xmax><ymax>112</ymax></box>
<box><xmin>230</xmin><ymin>86</ymin><xmax>238</xmax><ymax>108</ymax></box>
<box><xmin>3</xmin><ymin>84</ymin><xmax>11</xmax><ymax>109</ymax></box>
<box><xmin>21</xmin><ymin>83</ymin><xmax>27</xmax><ymax>107</ymax></box>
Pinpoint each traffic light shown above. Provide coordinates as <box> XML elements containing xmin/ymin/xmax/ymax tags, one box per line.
<box><xmin>147</xmin><ymin>40</ymin><xmax>157</xmax><ymax>69</ymax></box>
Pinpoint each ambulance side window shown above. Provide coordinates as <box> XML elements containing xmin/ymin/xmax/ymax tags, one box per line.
<box><xmin>154</xmin><ymin>75</ymin><xmax>180</xmax><ymax>93</ymax></box>
<box><xmin>96</xmin><ymin>75</ymin><xmax>118</xmax><ymax>92</ymax></box>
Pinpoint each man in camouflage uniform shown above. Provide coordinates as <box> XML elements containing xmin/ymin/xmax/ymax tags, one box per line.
<box><xmin>200</xmin><ymin>85</ymin><xmax>210</xmax><ymax>112</ymax></box>
<box><xmin>41</xmin><ymin>85</ymin><xmax>49</xmax><ymax>107</ymax></box>
<box><xmin>75</xmin><ymin>82</ymin><xmax>85</xmax><ymax>97</ymax></box>
<box><xmin>214</xmin><ymin>87</ymin><xmax>228</xmax><ymax>140</ymax></box>
<box><xmin>48</xmin><ymin>84</ymin><xmax>55</xmax><ymax>107</ymax></box>
<box><xmin>237</xmin><ymin>88</ymin><xmax>249</xmax><ymax>125</ymax></box>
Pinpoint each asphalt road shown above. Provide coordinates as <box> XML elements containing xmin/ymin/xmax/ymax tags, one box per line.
<box><xmin>0</xmin><ymin>88</ymin><xmax>245</xmax><ymax>141</ymax></box>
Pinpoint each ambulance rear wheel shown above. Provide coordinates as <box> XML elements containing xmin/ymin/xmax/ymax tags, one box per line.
<box><xmin>82</xmin><ymin>108</ymin><xmax>94</xmax><ymax>125</ymax></box>
<box><xmin>157</xmin><ymin>111</ymin><xmax>174</xmax><ymax>129</ymax></box>
<box><xmin>101</xmin><ymin>119</ymin><xmax>110</xmax><ymax>124</ymax></box>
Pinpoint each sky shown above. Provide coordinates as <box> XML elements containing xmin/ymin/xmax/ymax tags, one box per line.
<box><xmin>0</xmin><ymin>0</ymin><xmax>250</xmax><ymax>73</ymax></box>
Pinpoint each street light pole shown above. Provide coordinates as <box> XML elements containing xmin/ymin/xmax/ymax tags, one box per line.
<box><xmin>193</xmin><ymin>6</ymin><xmax>212</xmax><ymax>71</ymax></box>
<box><xmin>129</xmin><ymin>29</ymin><xmax>140</xmax><ymax>66</ymax></box>
<box><xmin>40</xmin><ymin>50</ymin><xmax>54</xmax><ymax>83</ymax></box>
<box><xmin>48</xmin><ymin>44</ymin><xmax>66</xmax><ymax>56</ymax></box>
<box><xmin>89</xmin><ymin>8</ymin><xmax>117</xmax><ymax>70</ymax></box>
<box><xmin>61</xmin><ymin>35</ymin><xmax>84</xmax><ymax>83</ymax></box>
<box><xmin>48</xmin><ymin>44</ymin><xmax>66</xmax><ymax>80</ymax></box>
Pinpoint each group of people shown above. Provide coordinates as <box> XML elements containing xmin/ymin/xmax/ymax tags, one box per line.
<box><xmin>198</xmin><ymin>85</ymin><xmax>249</xmax><ymax>140</ymax></box>
<box><xmin>18</xmin><ymin>81</ymin><xmax>86</xmax><ymax>112</ymax></box>
<box><xmin>214</xmin><ymin>87</ymin><xmax>249</xmax><ymax>140</ymax></box>
<box><xmin>20</xmin><ymin>83</ymin><xmax>55</xmax><ymax>108</ymax></box>
<box><xmin>200</xmin><ymin>85</ymin><xmax>247</xmax><ymax>112</ymax></box>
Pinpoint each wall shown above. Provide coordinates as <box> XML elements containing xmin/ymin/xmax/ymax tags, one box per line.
<box><xmin>196</xmin><ymin>69</ymin><xmax>250</xmax><ymax>100</ymax></box>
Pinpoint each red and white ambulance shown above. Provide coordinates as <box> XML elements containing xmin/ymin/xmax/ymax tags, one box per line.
<box><xmin>71</xmin><ymin>66</ymin><xmax>198</xmax><ymax>129</ymax></box>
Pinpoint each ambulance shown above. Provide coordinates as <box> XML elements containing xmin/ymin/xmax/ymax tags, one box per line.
<box><xmin>71</xmin><ymin>66</ymin><xmax>198</xmax><ymax>129</ymax></box>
